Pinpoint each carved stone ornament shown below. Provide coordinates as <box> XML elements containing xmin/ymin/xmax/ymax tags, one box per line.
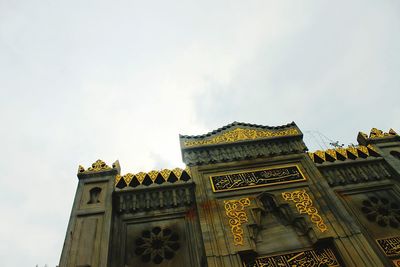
<box><xmin>224</xmin><ymin>198</ymin><xmax>251</xmax><ymax>245</ymax></box>
<box><xmin>361</xmin><ymin>197</ymin><xmax>400</xmax><ymax>228</ymax></box>
<box><xmin>282</xmin><ymin>190</ymin><xmax>328</xmax><ymax>232</ymax></box>
<box><xmin>183</xmin><ymin>127</ymin><xmax>299</xmax><ymax>148</ymax></box>
<box><xmin>135</xmin><ymin>227</ymin><xmax>180</xmax><ymax>264</ymax></box>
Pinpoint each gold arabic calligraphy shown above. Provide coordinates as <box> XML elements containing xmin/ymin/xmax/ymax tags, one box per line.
<box><xmin>245</xmin><ymin>248</ymin><xmax>341</xmax><ymax>267</ymax></box>
<box><xmin>211</xmin><ymin>166</ymin><xmax>305</xmax><ymax>192</ymax></box>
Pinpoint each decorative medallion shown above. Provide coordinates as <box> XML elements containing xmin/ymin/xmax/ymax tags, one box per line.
<box><xmin>183</xmin><ymin>127</ymin><xmax>299</xmax><ymax>147</ymax></box>
<box><xmin>361</xmin><ymin>197</ymin><xmax>400</xmax><ymax>228</ymax></box>
<box><xmin>210</xmin><ymin>165</ymin><xmax>305</xmax><ymax>192</ymax></box>
<box><xmin>376</xmin><ymin>236</ymin><xmax>400</xmax><ymax>256</ymax></box>
<box><xmin>282</xmin><ymin>190</ymin><xmax>328</xmax><ymax>232</ymax></box>
<box><xmin>244</xmin><ymin>248</ymin><xmax>341</xmax><ymax>267</ymax></box>
<box><xmin>224</xmin><ymin>198</ymin><xmax>251</xmax><ymax>245</ymax></box>
<box><xmin>135</xmin><ymin>227</ymin><xmax>180</xmax><ymax>264</ymax></box>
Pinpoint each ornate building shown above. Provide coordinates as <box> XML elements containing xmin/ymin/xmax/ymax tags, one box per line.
<box><xmin>59</xmin><ymin>122</ymin><xmax>400</xmax><ymax>267</ymax></box>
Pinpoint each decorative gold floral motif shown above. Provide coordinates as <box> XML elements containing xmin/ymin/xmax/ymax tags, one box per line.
<box><xmin>224</xmin><ymin>198</ymin><xmax>251</xmax><ymax>245</ymax></box>
<box><xmin>282</xmin><ymin>190</ymin><xmax>328</xmax><ymax>232</ymax></box>
<box><xmin>183</xmin><ymin>127</ymin><xmax>299</xmax><ymax>147</ymax></box>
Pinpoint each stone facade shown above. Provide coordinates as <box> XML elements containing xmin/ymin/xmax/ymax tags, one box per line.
<box><xmin>59</xmin><ymin>122</ymin><xmax>400</xmax><ymax>267</ymax></box>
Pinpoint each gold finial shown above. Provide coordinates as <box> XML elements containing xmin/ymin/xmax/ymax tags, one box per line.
<box><xmin>78</xmin><ymin>165</ymin><xmax>85</xmax><ymax>173</ymax></box>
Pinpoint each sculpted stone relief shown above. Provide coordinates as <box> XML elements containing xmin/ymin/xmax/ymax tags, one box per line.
<box><xmin>134</xmin><ymin>227</ymin><xmax>180</xmax><ymax>264</ymax></box>
<box><xmin>361</xmin><ymin>196</ymin><xmax>400</xmax><ymax>228</ymax></box>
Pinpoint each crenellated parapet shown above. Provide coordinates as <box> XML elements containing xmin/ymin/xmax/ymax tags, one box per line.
<box><xmin>358</xmin><ymin>128</ymin><xmax>399</xmax><ymax>145</ymax></box>
<box><xmin>308</xmin><ymin>145</ymin><xmax>380</xmax><ymax>164</ymax></box>
<box><xmin>115</xmin><ymin>167</ymin><xmax>191</xmax><ymax>189</ymax></box>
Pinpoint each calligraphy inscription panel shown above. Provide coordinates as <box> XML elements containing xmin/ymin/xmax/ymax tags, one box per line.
<box><xmin>244</xmin><ymin>248</ymin><xmax>341</xmax><ymax>267</ymax></box>
<box><xmin>210</xmin><ymin>165</ymin><xmax>306</xmax><ymax>193</ymax></box>
<box><xmin>376</xmin><ymin>236</ymin><xmax>400</xmax><ymax>256</ymax></box>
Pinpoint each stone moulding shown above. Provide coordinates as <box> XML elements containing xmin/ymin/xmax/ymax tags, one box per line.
<box><xmin>181</xmin><ymin>138</ymin><xmax>307</xmax><ymax>166</ymax></box>
<box><xmin>224</xmin><ymin>198</ymin><xmax>251</xmax><ymax>246</ymax></box>
<box><xmin>115</xmin><ymin>183</ymin><xmax>195</xmax><ymax>213</ymax></box>
<box><xmin>318</xmin><ymin>159</ymin><xmax>393</xmax><ymax>186</ymax></box>
<box><xmin>282</xmin><ymin>190</ymin><xmax>328</xmax><ymax>233</ymax></box>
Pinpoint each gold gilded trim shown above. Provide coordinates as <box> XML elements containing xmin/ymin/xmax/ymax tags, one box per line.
<box><xmin>210</xmin><ymin>164</ymin><xmax>306</xmax><ymax>193</ymax></box>
<box><xmin>183</xmin><ymin>127</ymin><xmax>299</xmax><ymax>147</ymax></box>
<box><xmin>282</xmin><ymin>189</ymin><xmax>328</xmax><ymax>232</ymax></box>
<box><xmin>224</xmin><ymin>198</ymin><xmax>251</xmax><ymax>245</ymax></box>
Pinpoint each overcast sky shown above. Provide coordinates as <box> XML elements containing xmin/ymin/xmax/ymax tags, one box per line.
<box><xmin>1</xmin><ymin>0</ymin><xmax>399</xmax><ymax>266</ymax></box>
